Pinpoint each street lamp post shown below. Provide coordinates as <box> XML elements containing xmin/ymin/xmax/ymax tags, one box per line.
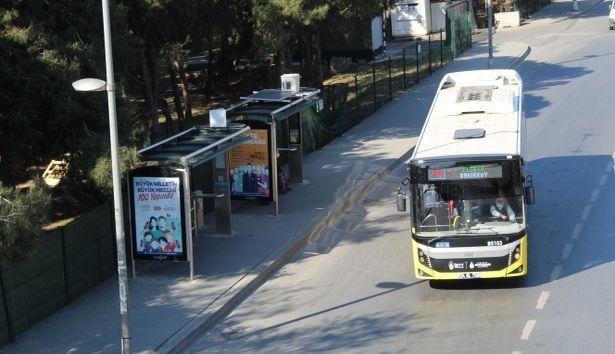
<box><xmin>487</xmin><ymin>0</ymin><xmax>494</xmax><ymax>68</ymax></box>
<box><xmin>72</xmin><ymin>0</ymin><xmax>131</xmax><ymax>353</ymax></box>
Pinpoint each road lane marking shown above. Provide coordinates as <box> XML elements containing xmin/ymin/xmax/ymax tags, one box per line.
<box><xmin>599</xmin><ymin>174</ymin><xmax>608</xmax><ymax>186</ymax></box>
<box><xmin>561</xmin><ymin>243</ymin><xmax>574</xmax><ymax>260</ymax></box>
<box><xmin>521</xmin><ymin>320</ymin><xmax>536</xmax><ymax>340</ymax></box>
<box><xmin>590</xmin><ymin>189</ymin><xmax>600</xmax><ymax>202</ymax></box>
<box><xmin>512</xmin><ymin>351</ymin><xmax>522</xmax><ymax>354</ymax></box>
<box><xmin>581</xmin><ymin>205</ymin><xmax>592</xmax><ymax>220</ymax></box>
<box><xmin>571</xmin><ymin>223</ymin><xmax>583</xmax><ymax>239</ymax></box>
<box><xmin>550</xmin><ymin>266</ymin><xmax>562</xmax><ymax>282</ymax></box>
<box><xmin>536</xmin><ymin>291</ymin><xmax>550</xmax><ymax>310</ymax></box>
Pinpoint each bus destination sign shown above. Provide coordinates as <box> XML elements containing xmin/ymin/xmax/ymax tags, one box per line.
<box><xmin>428</xmin><ymin>164</ymin><xmax>503</xmax><ymax>181</ymax></box>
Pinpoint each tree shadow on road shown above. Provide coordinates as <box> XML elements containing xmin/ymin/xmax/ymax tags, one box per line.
<box><xmin>428</xmin><ymin>154</ymin><xmax>615</xmax><ymax>290</ymax></box>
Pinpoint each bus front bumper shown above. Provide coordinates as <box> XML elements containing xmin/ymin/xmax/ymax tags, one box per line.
<box><xmin>412</xmin><ymin>236</ymin><xmax>528</xmax><ymax>280</ymax></box>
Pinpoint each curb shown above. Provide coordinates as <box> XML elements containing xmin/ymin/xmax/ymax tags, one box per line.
<box><xmin>157</xmin><ymin>40</ymin><xmax>532</xmax><ymax>354</ymax></box>
<box><xmin>506</xmin><ymin>45</ymin><xmax>532</xmax><ymax>69</ymax></box>
<box><xmin>159</xmin><ymin>147</ymin><xmax>415</xmax><ymax>353</ymax></box>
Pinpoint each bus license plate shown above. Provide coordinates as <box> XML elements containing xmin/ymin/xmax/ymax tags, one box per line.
<box><xmin>458</xmin><ymin>273</ymin><xmax>482</xmax><ymax>279</ymax></box>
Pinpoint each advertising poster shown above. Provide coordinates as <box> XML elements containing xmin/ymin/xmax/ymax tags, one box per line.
<box><xmin>230</xmin><ymin>128</ymin><xmax>272</xmax><ymax>200</ymax></box>
<box><xmin>132</xmin><ymin>175</ymin><xmax>186</xmax><ymax>261</ymax></box>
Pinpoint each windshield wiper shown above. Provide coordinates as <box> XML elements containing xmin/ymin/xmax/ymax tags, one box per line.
<box><xmin>469</xmin><ymin>226</ymin><xmax>510</xmax><ymax>242</ymax></box>
<box><xmin>426</xmin><ymin>227</ymin><xmax>509</xmax><ymax>245</ymax></box>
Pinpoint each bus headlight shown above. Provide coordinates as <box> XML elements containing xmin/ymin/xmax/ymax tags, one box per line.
<box><xmin>417</xmin><ymin>249</ymin><xmax>431</xmax><ymax>268</ymax></box>
<box><xmin>513</xmin><ymin>245</ymin><xmax>521</xmax><ymax>260</ymax></box>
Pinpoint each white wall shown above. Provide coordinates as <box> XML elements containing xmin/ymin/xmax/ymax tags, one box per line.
<box><xmin>371</xmin><ymin>16</ymin><xmax>384</xmax><ymax>51</ymax></box>
<box><xmin>391</xmin><ymin>0</ymin><xmax>428</xmax><ymax>37</ymax></box>
<box><xmin>430</xmin><ymin>2</ymin><xmax>447</xmax><ymax>33</ymax></box>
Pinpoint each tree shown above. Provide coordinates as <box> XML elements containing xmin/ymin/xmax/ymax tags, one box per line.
<box><xmin>252</xmin><ymin>0</ymin><xmax>382</xmax><ymax>87</ymax></box>
<box><xmin>0</xmin><ymin>181</ymin><xmax>51</xmax><ymax>261</ymax></box>
<box><xmin>0</xmin><ymin>1</ymin><xmax>143</xmax><ymax>189</ymax></box>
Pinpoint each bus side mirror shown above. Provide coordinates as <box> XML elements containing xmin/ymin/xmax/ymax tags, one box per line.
<box><xmin>525</xmin><ymin>175</ymin><xmax>535</xmax><ymax>205</ymax></box>
<box><xmin>525</xmin><ymin>186</ymin><xmax>535</xmax><ymax>205</ymax></box>
<box><xmin>396</xmin><ymin>188</ymin><xmax>407</xmax><ymax>212</ymax></box>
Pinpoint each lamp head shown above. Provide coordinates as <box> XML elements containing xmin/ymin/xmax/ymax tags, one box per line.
<box><xmin>72</xmin><ymin>78</ymin><xmax>106</xmax><ymax>92</ymax></box>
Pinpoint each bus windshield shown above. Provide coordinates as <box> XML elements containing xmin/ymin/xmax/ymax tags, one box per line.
<box><xmin>411</xmin><ymin>161</ymin><xmax>525</xmax><ymax>237</ymax></box>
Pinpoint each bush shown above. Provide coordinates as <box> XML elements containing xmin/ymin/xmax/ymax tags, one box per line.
<box><xmin>89</xmin><ymin>145</ymin><xmax>139</xmax><ymax>196</ymax></box>
<box><xmin>67</xmin><ymin>131</ymin><xmax>141</xmax><ymax>202</ymax></box>
<box><xmin>0</xmin><ymin>181</ymin><xmax>52</xmax><ymax>262</ymax></box>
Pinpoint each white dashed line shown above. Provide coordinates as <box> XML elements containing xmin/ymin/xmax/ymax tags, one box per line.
<box><xmin>536</xmin><ymin>291</ymin><xmax>550</xmax><ymax>310</ymax></box>
<box><xmin>598</xmin><ymin>174</ymin><xmax>608</xmax><ymax>186</ymax></box>
<box><xmin>521</xmin><ymin>320</ymin><xmax>537</xmax><ymax>340</ymax></box>
<box><xmin>550</xmin><ymin>266</ymin><xmax>562</xmax><ymax>282</ymax></box>
<box><xmin>512</xmin><ymin>351</ymin><xmax>522</xmax><ymax>354</ymax></box>
<box><xmin>581</xmin><ymin>205</ymin><xmax>592</xmax><ymax>220</ymax></box>
<box><xmin>590</xmin><ymin>189</ymin><xmax>600</xmax><ymax>202</ymax></box>
<box><xmin>571</xmin><ymin>223</ymin><xmax>583</xmax><ymax>239</ymax></box>
<box><xmin>561</xmin><ymin>243</ymin><xmax>573</xmax><ymax>260</ymax></box>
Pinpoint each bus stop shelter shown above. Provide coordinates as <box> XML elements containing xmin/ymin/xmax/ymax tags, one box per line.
<box><xmin>130</xmin><ymin>124</ymin><xmax>250</xmax><ymax>280</ymax></box>
<box><xmin>226</xmin><ymin>87</ymin><xmax>321</xmax><ymax>215</ymax></box>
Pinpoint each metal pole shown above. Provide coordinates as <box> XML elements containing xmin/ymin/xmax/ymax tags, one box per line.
<box><xmin>125</xmin><ymin>174</ymin><xmax>136</xmax><ymax>279</ymax></box>
<box><xmin>388</xmin><ymin>57</ymin><xmax>392</xmax><ymax>102</ymax></box>
<box><xmin>101</xmin><ymin>0</ymin><xmax>131</xmax><ymax>352</ymax></box>
<box><xmin>402</xmin><ymin>49</ymin><xmax>407</xmax><ymax>90</ymax></box>
<box><xmin>182</xmin><ymin>165</ymin><xmax>195</xmax><ymax>281</ymax></box>
<box><xmin>487</xmin><ymin>0</ymin><xmax>494</xmax><ymax>68</ymax></box>
<box><xmin>372</xmin><ymin>64</ymin><xmax>376</xmax><ymax>112</ymax></box>
<box><xmin>467</xmin><ymin>12</ymin><xmax>472</xmax><ymax>49</ymax></box>
<box><xmin>428</xmin><ymin>35</ymin><xmax>432</xmax><ymax>75</ymax></box>
<box><xmin>415</xmin><ymin>42</ymin><xmax>420</xmax><ymax>84</ymax></box>
<box><xmin>354</xmin><ymin>75</ymin><xmax>359</xmax><ymax>121</ymax></box>
<box><xmin>271</xmin><ymin>120</ymin><xmax>279</xmax><ymax>216</ymax></box>
<box><xmin>439</xmin><ymin>29</ymin><xmax>443</xmax><ymax>68</ymax></box>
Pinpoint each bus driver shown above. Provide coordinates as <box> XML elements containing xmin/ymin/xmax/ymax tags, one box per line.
<box><xmin>490</xmin><ymin>195</ymin><xmax>516</xmax><ymax>222</ymax></box>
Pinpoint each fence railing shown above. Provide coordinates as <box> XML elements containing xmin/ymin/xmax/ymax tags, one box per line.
<box><xmin>315</xmin><ymin>23</ymin><xmax>473</xmax><ymax>148</ymax></box>
<box><xmin>0</xmin><ymin>200</ymin><xmax>116</xmax><ymax>346</ymax></box>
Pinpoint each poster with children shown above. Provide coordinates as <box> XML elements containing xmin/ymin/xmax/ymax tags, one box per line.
<box><xmin>229</xmin><ymin>128</ymin><xmax>272</xmax><ymax>200</ymax></box>
<box><xmin>132</xmin><ymin>176</ymin><xmax>186</xmax><ymax>261</ymax></box>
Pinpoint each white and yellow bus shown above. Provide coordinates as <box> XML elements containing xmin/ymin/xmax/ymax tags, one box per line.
<box><xmin>396</xmin><ymin>69</ymin><xmax>535</xmax><ymax>280</ymax></box>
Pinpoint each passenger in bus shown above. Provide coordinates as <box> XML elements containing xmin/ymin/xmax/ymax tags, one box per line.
<box><xmin>490</xmin><ymin>195</ymin><xmax>516</xmax><ymax>222</ymax></box>
<box><xmin>423</xmin><ymin>185</ymin><xmax>440</xmax><ymax>207</ymax></box>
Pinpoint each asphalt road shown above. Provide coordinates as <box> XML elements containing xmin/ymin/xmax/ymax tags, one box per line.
<box><xmin>186</xmin><ymin>4</ymin><xmax>615</xmax><ymax>353</ymax></box>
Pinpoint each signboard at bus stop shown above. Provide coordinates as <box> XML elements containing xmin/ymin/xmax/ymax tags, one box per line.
<box><xmin>229</xmin><ymin>120</ymin><xmax>272</xmax><ymax>201</ymax></box>
<box><xmin>129</xmin><ymin>166</ymin><xmax>187</xmax><ymax>261</ymax></box>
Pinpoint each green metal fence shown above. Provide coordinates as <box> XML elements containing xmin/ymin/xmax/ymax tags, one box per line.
<box><xmin>0</xmin><ymin>200</ymin><xmax>116</xmax><ymax>346</ymax></box>
<box><xmin>446</xmin><ymin>0</ymin><xmax>473</xmax><ymax>58</ymax></box>
<box><xmin>317</xmin><ymin>22</ymin><xmax>471</xmax><ymax>147</ymax></box>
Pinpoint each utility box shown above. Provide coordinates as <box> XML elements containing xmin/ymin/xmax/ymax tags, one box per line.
<box><xmin>281</xmin><ymin>74</ymin><xmax>301</xmax><ymax>94</ymax></box>
<box><xmin>392</xmin><ymin>0</ymin><xmax>431</xmax><ymax>37</ymax></box>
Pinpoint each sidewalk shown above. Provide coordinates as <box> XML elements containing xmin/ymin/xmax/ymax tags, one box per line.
<box><xmin>516</xmin><ymin>0</ymin><xmax>606</xmax><ymax>26</ymax></box>
<box><xmin>2</xmin><ymin>40</ymin><xmax>529</xmax><ymax>354</ymax></box>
